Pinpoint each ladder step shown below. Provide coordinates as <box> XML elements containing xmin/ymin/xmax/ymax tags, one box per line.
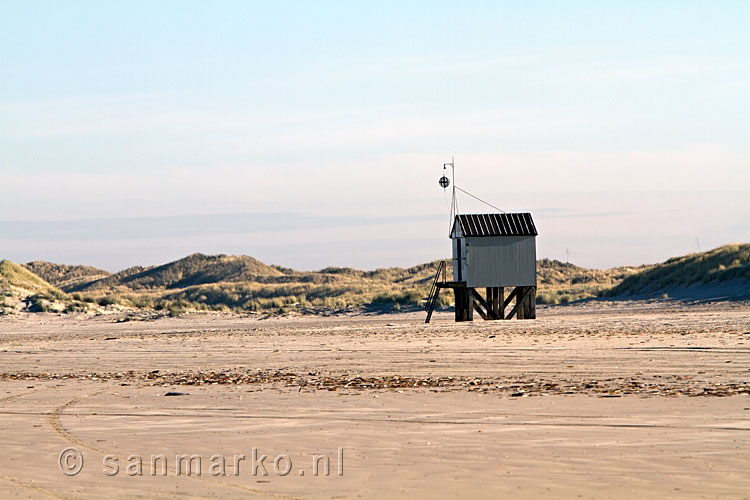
<box><xmin>425</xmin><ymin>288</ymin><xmax>440</xmax><ymax>323</ymax></box>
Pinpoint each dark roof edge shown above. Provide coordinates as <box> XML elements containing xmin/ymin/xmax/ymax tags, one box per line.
<box><xmin>451</xmin><ymin>212</ymin><xmax>537</xmax><ymax>237</ymax></box>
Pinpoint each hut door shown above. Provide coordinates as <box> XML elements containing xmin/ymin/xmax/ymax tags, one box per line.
<box><xmin>456</xmin><ymin>238</ymin><xmax>462</xmax><ymax>281</ymax></box>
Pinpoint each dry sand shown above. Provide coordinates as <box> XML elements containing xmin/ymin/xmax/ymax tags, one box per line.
<box><xmin>1</xmin><ymin>300</ymin><xmax>749</xmax><ymax>499</ymax></box>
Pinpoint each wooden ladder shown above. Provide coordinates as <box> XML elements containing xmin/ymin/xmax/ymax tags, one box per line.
<box><xmin>424</xmin><ymin>260</ymin><xmax>446</xmax><ymax>324</ymax></box>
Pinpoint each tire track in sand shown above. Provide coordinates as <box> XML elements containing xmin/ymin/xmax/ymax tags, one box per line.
<box><xmin>0</xmin><ymin>387</ymin><xmax>41</xmax><ymax>404</ymax></box>
<box><xmin>47</xmin><ymin>389</ymin><xmax>110</xmax><ymax>454</ymax></box>
<box><xmin>0</xmin><ymin>471</ymin><xmax>78</xmax><ymax>500</ymax></box>
<box><xmin>48</xmin><ymin>388</ymin><xmax>310</xmax><ymax>500</ymax></box>
<box><xmin>0</xmin><ymin>386</ymin><xmax>78</xmax><ymax>499</ymax></box>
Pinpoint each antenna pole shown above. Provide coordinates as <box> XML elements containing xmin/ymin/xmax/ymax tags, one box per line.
<box><xmin>452</xmin><ymin>156</ymin><xmax>456</xmax><ymax>216</ymax></box>
<box><xmin>444</xmin><ymin>158</ymin><xmax>457</xmax><ymax>236</ymax></box>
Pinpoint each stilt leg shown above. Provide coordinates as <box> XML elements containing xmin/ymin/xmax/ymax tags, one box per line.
<box><xmin>528</xmin><ymin>286</ymin><xmax>536</xmax><ymax>319</ymax></box>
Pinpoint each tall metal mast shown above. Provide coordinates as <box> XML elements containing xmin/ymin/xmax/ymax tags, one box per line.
<box><xmin>441</xmin><ymin>157</ymin><xmax>457</xmax><ymax>236</ymax></box>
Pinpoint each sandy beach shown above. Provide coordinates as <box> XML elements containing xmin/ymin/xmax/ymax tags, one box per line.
<box><xmin>1</xmin><ymin>301</ymin><xmax>749</xmax><ymax>499</ymax></box>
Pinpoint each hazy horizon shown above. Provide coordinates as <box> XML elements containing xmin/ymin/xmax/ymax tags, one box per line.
<box><xmin>2</xmin><ymin>196</ymin><xmax>746</xmax><ymax>272</ymax></box>
<box><xmin>2</xmin><ymin>2</ymin><xmax>748</xmax><ymax>271</ymax></box>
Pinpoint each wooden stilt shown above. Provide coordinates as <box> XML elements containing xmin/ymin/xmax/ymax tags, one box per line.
<box><xmin>472</xmin><ymin>301</ymin><xmax>488</xmax><ymax>320</ymax></box>
<box><xmin>454</xmin><ymin>286</ymin><xmax>473</xmax><ymax>322</ymax></box>
<box><xmin>473</xmin><ymin>289</ymin><xmax>495</xmax><ymax>319</ymax></box>
<box><xmin>528</xmin><ymin>286</ymin><xmax>536</xmax><ymax>319</ymax></box>
<box><xmin>506</xmin><ymin>286</ymin><xmax>533</xmax><ymax>320</ymax></box>
<box><xmin>503</xmin><ymin>287</ymin><xmax>518</xmax><ymax>312</ymax></box>
<box><xmin>453</xmin><ymin>287</ymin><xmax>466</xmax><ymax>322</ymax></box>
<box><xmin>445</xmin><ymin>283</ymin><xmax>535</xmax><ymax>323</ymax></box>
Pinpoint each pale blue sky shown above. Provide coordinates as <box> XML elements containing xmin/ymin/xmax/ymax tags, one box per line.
<box><xmin>1</xmin><ymin>1</ymin><xmax>748</xmax><ymax>271</ymax></box>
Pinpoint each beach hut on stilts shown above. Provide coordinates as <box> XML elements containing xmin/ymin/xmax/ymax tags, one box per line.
<box><xmin>425</xmin><ymin>159</ymin><xmax>538</xmax><ymax>323</ymax></box>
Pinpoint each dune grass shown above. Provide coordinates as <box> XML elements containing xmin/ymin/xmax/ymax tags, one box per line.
<box><xmin>608</xmin><ymin>243</ymin><xmax>750</xmax><ymax>296</ymax></box>
<box><xmin>24</xmin><ymin>261</ymin><xmax>110</xmax><ymax>292</ymax></box>
<box><xmin>535</xmin><ymin>258</ymin><xmax>649</xmax><ymax>304</ymax></box>
<box><xmin>5</xmin><ymin>243</ymin><xmax>748</xmax><ymax>315</ymax></box>
<box><xmin>0</xmin><ymin>260</ymin><xmax>68</xmax><ymax>299</ymax></box>
<box><xmin>0</xmin><ymin>259</ymin><xmax>74</xmax><ymax>313</ymax></box>
<box><xmin>75</xmin><ymin>253</ymin><xmax>283</xmax><ymax>292</ymax></box>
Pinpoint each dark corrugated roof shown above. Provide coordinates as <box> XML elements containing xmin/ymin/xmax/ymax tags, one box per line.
<box><xmin>452</xmin><ymin>213</ymin><xmax>537</xmax><ymax>237</ymax></box>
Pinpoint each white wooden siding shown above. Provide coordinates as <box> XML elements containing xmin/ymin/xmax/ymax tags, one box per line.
<box><xmin>453</xmin><ymin>235</ymin><xmax>536</xmax><ymax>287</ymax></box>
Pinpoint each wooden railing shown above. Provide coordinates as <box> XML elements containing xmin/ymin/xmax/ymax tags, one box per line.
<box><xmin>424</xmin><ymin>260</ymin><xmax>447</xmax><ymax>323</ymax></box>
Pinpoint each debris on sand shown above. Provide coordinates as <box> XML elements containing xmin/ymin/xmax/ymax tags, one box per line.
<box><xmin>2</xmin><ymin>370</ymin><xmax>749</xmax><ymax>398</ymax></box>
